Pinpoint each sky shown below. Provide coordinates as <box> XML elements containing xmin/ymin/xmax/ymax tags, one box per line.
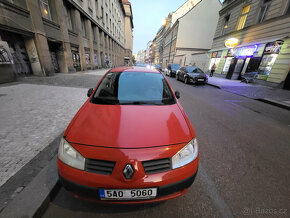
<box><xmin>130</xmin><ymin>0</ymin><xmax>188</xmax><ymax>54</ymax></box>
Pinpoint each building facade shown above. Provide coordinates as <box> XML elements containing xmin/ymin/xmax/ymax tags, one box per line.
<box><xmin>208</xmin><ymin>0</ymin><xmax>290</xmax><ymax>88</ymax></box>
<box><xmin>0</xmin><ymin>0</ymin><xmax>133</xmax><ymax>83</ymax></box>
<box><xmin>161</xmin><ymin>0</ymin><xmax>222</xmax><ymax>70</ymax></box>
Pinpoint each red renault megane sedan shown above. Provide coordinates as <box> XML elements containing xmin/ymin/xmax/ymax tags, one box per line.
<box><xmin>58</xmin><ymin>66</ymin><xmax>199</xmax><ymax>203</ymax></box>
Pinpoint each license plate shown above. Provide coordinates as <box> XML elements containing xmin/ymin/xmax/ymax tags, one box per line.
<box><xmin>99</xmin><ymin>188</ymin><xmax>157</xmax><ymax>200</ymax></box>
<box><xmin>198</xmin><ymin>79</ymin><xmax>204</xmax><ymax>81</ymax></box>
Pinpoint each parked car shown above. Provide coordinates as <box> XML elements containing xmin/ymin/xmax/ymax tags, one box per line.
<box><xmin>165</xmin><ymin>64</ymin><xmax>181</xmax><ymax>77</ymax></box>
<box><xmin>58</xmin><ymin>66</ymin><xmax>199</xmax><ymax>204</ymax></box>
<box><xmin>154</xmin><ymin>64</ymin><xmax>162</xmax><ymax>72</ymax></box>
<box><xmin>176</xmin><ymin>66</ymin><xmax>208</xmax><ymax>85</ymax></box>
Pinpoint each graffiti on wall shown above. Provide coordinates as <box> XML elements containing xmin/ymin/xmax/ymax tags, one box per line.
<box><xmin>0</xmin><ymin>41</ymin><xmax>12</xmax><ymax>64</ymax></box>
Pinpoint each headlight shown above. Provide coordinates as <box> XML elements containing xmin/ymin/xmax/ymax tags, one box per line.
<box><xmin>172</xmin><ymin>139</ymin><xmax>198</xmax><ymax>169</ymax></box>
<box><xmin>58</xmin><ymin>138</ymin><xmax>85</xmax><ymax>170</ymax></box>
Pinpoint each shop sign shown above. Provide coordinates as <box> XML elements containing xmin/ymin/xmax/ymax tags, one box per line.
<box><xmin>225</xmin><ymin>38</ymin><xmax>239</xmax><ymax>48</ymax></box>
<box><xmin>264</xmin><ymin>41</ymin><xmax>283</xmax><ymax>54</ymax></box>
<box><xmin>234</xmin><ymin>45</ymin><xmax>258</xmax><ymax>57</ymax></box>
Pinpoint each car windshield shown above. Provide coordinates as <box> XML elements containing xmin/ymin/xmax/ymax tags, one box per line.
<box><xmin>188</xmin><ymin>68</ymin><xmax>205</xmax><ymax>74</ymax></box>
<box><xmin>171</xmin><ymin>64</ymin><xmax>180</xmax><ymax>70</ymax></box>
<box><xmin>185</xmin><ymin>66</ymin><xmax>197</xmax><ymax>73</ymax></box>
<box><xmin>91</xmin><ymin>71</ymin><xmax>176</xmax><ymax>105</ymax></box>
<box><xmin>135</xmin><ymin>63</ymin><xmax>147</xmax><ymax>67</ymax></box>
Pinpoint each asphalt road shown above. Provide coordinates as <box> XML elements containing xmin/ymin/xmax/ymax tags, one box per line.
<box><xmin>42</xmin><ymin>75</ymin><xmax>290</xmax><ymax>218</ymax></box>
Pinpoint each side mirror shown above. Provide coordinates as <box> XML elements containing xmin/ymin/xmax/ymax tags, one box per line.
<box><xmin>175</xmin><ymin>91</ymin><xmax>180</xmax><ymax>99</ymax></box>
<box><xmin>87</xmin><ymin>88</ymin><xmax>94</xmax><ymax>97</ymax></box>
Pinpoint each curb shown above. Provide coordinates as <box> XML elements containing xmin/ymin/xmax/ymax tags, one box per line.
<box><xmin>257</xmin><ymin>98</ymin><xmax>290</xmax><ymax>111</ymax></box>
<box><xmin>206</xmin><ymin>83</ymin><xmax>221</xmax><ymax>89</ymax></box>
<box><xmin>0</xmin><ymin>155</ymin><xmax>60</xmax><ymax>218</ymax></box>
<box><xmin>206</xmin><ymin>83</ymin><xmax>290</xmax><ymax>111</ymax></box>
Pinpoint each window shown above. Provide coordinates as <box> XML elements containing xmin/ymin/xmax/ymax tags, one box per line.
<box><xmin>258</xmin><ymin>0</ymin><xmax>272</xmax><ymax>23</ymax></box>
<box><xmin>221</xmin><ymin>15</ymin><xmax>230</xmax><ymax>35</ymax></box>
<box><xmin>106</xmin><ymin>13</ymin><xmax>109</xmax><ymax>28</ymax></box>
<box><xmin>65</xmin><ymin>6</ymin><xmax>73</xmax><ymax>31</ymax></box>
<box><xmin>101</xmin><ymin>6</ymin><xmax>104</xmax><ymax>22</ymax></box>
<box><xmin>95</xmin><ymin>0</ymin><xmax>99</xmax><ymax>17</ymax></box>
<box><xmin>237</xmin><ymin>5</ymin><xmax>250</xmax><ymax>30</ymax></box>
<box><xmin>39</xmin><ymin>0</ymin><xmax>52</xmax><ymax>20</ymax></box>
<box><xmin>286</xmin><ymin>0</ymin><xmax>290</xmax><ymax>15</ymax></box>
<box><xmin>88</xmin><ymin>0</ymin><xmax>92</xmax><ymax>8</ymax></box>
<box><xmin>81</xmin><ymin>16</ymin><xmax>87</xmax><ymax>37</ymax></box>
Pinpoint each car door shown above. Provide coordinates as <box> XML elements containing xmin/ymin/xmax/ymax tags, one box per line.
<box><xmin>180</xmin><ymin>67</ymin><xmax>186</xmax><ymax>81</ymax></box>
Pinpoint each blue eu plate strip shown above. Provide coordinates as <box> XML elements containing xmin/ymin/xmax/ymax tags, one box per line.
<box><xmin>99</xmin><ymin>189</ymin><xmax>105</xmax><ymax>198</ymax></box>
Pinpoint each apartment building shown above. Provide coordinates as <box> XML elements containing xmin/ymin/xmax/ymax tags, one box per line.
<box><xmin>208</xmin><ymin>0</ymin><xmax>290</xmax><ymax>88</ymax></box>
<box><xmin>161</xmin><ymin>0</ymin><xmax>222</xmax><ymax>70</ymax></box>
<box><xmin>0</xmin><ymin>0</ymin><xmax>133</xmax><ymax>83</ymax></box>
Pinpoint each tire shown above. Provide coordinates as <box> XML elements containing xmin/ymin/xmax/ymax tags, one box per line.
<box><xmin>184</xmin><ymin>77</ymin><xmax>188</xmax><ymax>84</ymax></box>
<box><xmin>176</xmin><ymin>73</ymin><xmax>179</xmax><ymax>80</ymax></box>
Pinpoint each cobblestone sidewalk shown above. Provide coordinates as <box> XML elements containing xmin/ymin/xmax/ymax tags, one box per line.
<box><xmin>0</xmin><ymin>84</ymin><xmax>87</xmax><ymax>187</ymax></box>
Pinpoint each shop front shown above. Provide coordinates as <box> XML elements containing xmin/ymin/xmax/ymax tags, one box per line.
<box><xmin>257</xmin><ymin>40</ymin><xmax>283</xmax><ymax>80</ymax></box>
<box><xmin>226</xmin><ymin>44</ymin><xmax>264</xmax><ymax>80</ymax></box>
<box><xmin>220</xmin><ymin>39</ymin><xmax>284</xmax><ymax>81</ymax></box>
<box><xmin>208</xmin><ymin>51</ymin><xmax>222</xmax><ymax>71</ymax></box>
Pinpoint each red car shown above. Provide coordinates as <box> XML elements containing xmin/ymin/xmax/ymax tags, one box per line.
<box><xmin>58</xmin><ymin>66</ymin><xmax>199</xmax><ymax>203</ymax></box>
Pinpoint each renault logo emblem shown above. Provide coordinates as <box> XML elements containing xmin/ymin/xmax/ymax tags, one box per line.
<box><xmin>123</xmin><ymin>164</ymin><xmax>134</xmax><ymax>180</ymax></box>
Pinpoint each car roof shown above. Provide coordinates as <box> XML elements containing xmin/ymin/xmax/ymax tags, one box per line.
<box><xmin>109</xmin><ymin>66</ymin><xmax>160</xmax><ymax>74</ymax></box>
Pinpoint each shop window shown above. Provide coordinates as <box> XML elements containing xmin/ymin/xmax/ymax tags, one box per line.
<box><xmin>258</xmin><ymin>0</ymin><xmax>272</xmax><ymax>23</ymax></box>
<box><xmin>209</xmin><ymin>51</ymin><xmax>222</xmax><ymax>71</ymax></box>
<box><xmin>258</xmin><ymin>41</ymin><xmax>283</xmax><ymax>77</ymax></box>
<box><xmin>40</xmin><ymin>0</ymin><xmax>52</xmax><ymax>21</ymax></box>
<box><xmin>237</xmin><ymin>5</ymin><xmax>250</xmax><ymax>30</ymax></box>
<box><xmin>221</xmin><ymin>15</ymin><xmax>230</xmax><ymax>35</ymax></box>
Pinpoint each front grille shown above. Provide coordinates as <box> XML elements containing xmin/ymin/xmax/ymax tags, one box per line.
<box><xmin>142</xmin><ymin>158</ymin><xmax>171</xmax><ymax>174</ymax></box>
<box><xmin>85</xmin><ymin>159</ymin><xmax>115</xmax><ymax>175</ymax></box>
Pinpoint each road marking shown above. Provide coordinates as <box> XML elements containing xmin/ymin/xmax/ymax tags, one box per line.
<box><xmin>199</xmin><ymin>164</ymin><xmax>234</xmax><ymax>218</ymax></box>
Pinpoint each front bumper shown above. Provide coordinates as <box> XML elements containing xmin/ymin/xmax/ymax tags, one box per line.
<box><xmin>59</xmin><ymin>171</ymin><xmax>197</xmax><ymax>203</ymax></box>
<box><xmin>189</xmin><ymin>77</ymin><xmax>207</xmax><ymax>84</ymax></box>
<box><xmin>58</xmin><ymin>142</ymin><xmax>199</xmax><ymax>203</ymax></box>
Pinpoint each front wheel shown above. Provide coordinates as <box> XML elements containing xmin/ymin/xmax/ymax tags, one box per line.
<box><xmin>184</xmin><ymin>77</ymin><xmax>189</xmax><ymax>84</ymax></box>
<box><xmin>176</xmin><ymin>74</ymin><xmax>179</xmax><ymax>80</ymax></box>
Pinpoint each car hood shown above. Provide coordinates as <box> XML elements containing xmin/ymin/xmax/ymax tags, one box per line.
<box><xmin>65</xmin><ymin>102</ymin><xmax>192</xmax><ymax>148</ymax></box>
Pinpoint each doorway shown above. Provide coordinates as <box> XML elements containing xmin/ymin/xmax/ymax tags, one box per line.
<box><xmin>284</xmin><ymin>71</ymin><xmax>290</xmax><ymax>90</ymax></box>
<box><xmin>48</xmin><ymin>41</ymin><xmax>60</xmax><ymax>73</ymax></box>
